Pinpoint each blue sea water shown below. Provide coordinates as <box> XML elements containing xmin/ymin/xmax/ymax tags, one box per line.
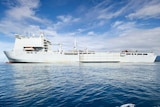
<box><xmin>156</xmin><ymin>56</ymin><xmax>160</xmax><ymax>62</ymax></box>
<box><xmin>0</xmin><ymin>62</ymin><xmax>160</xmax><ymax>107</ymax></box>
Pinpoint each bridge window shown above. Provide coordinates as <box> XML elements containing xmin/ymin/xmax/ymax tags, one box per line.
<box><xmin>143</xmin><ymin>53</ymin><xmax>148</xmax><ymax>55</ymax></box>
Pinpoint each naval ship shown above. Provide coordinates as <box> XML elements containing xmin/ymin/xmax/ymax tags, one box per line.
<box><xmin>4</xmin><ymin>33</ymin><xmax>156</xmax><ymax>63</ymax></box>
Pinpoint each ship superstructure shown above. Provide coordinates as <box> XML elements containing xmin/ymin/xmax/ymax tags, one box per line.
<box><xmin>4</xmin><ymin>34</ymin><xmax>156</xmax><ymax>63</ymax></box>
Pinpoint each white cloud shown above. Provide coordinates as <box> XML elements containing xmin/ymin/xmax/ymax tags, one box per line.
<box><xmin>105</xmin><ymin>27</ymin><xmax>160</xmax><ymax>54</ymax></box>
<box><xmin>112</xmin><ymin>21</ymin><xmax>123</xmax><ymax>28</ymax></box>
<box><xmin>127</xmin><ymin>0</ymin><xmax>160</xmax><ymax>19</ymax></box>
<box><xmin>57</xmin><ymin>15</ymin><xmax>79</xmax><ymax>23</ymax></box>
<box><xmin>95</xmin><ymin>0</ymin><xmax>132</xmax><ymax>21</ymax></box>
<box><xmin>5</xmin><ymin>0</ymin><xmax>41</xmax><ymax>21</ymax></box>
<box><xmin>97</xmin><ymin>6</ymin><xmax>125</xmax><ymax>20</ymax></box>
<box><xmin>71</xmin><ymin>0</ymin><xmax>135</xmax><ymax>32</ymax></box>
<box><xmin>112</xmin><ymin>21</ymin><xmax>136</xmax><ymax>31</ymax></box>
<box><xmin>109</xmin><ymin>21</ymin><xmax>160</xmax><ymax>53</ymax></box>
<box><xmin>54</xmin><ymin>15</ymin><xmax>80</xmax><ymax>30</ymax></box>
<box><xmin>87</xmin><ymin>31</ymin><xmax>96</xmax><ymax>36</ymax></box>
<box><xmin>0</xmin><ymin>0</ymin><xmax>56</xmax><ymax>36</ymax></box>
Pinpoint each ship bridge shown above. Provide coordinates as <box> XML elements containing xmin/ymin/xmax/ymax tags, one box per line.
<box><xmin>14</xmin><ymin>34</ymin><xmax>52</xmax><ymax>52</ymax></box>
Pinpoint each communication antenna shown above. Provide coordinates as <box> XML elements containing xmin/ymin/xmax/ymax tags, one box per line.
<box><xmin>32</xmin><ymin>33</ymin><xmax>35</xmax><ymax>37</ymax></box>
<box><xmin>40</xmin><ymin>32</ymin><xmax>45</xmax><ymax>37</ymax></box>
<box><xmin>74</xmin><ymin>37</ymin><xmax>77</xmax><ymax>50</ymax></box>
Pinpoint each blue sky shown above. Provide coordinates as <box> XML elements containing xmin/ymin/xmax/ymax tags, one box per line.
<box><xmin>0</xmin><ymin>0</ymin><xmax>160</xmax><ymax>61</ymax></box>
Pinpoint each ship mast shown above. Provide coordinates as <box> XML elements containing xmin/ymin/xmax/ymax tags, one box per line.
<box><xmin>40</xmin><ymin>32</ymin><xmax>45</xmax><ymax>37</ymax></box>
<box><xmin>74</xmin><ymin>38</ymin><xmax>77</xmax><ymax>50</ymax></box>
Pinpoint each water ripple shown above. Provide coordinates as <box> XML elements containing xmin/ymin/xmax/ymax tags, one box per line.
<box><xmin>0</xmin><ymin>63</ymin><xmax>160</xmax><ymax>107</ymax></box>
